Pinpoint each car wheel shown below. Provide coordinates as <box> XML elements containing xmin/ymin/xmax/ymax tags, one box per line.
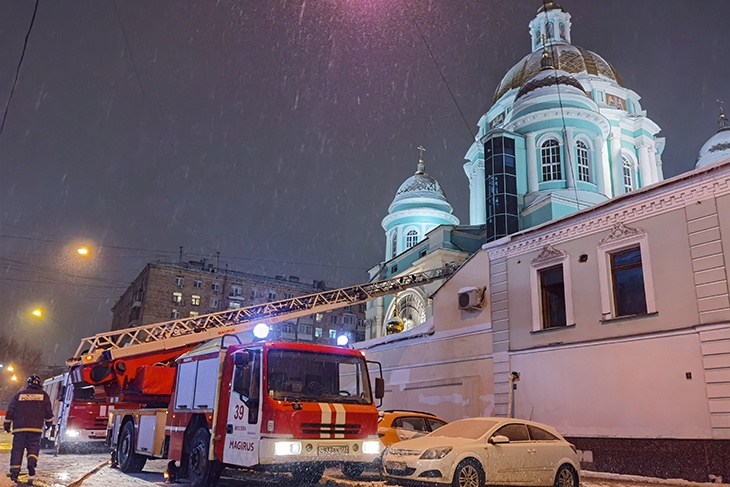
<box><xmin>452</xmin><ymin>458</ymin><xmax>484</xmax><ymax>487</ymax></box>
<box><xmin>117</xmin><ymin>421</ymin><xmax>147</xmax><ymax>473</ymax></box>
<box><xmin>554</xmin><ymin>464</ymin><xmax>578</xmax><ymax>487</ymax></box>
<box><xmin>187</xmin><ymin>426</ymin><xmax>222</xmax><ymax>487</ymax></box>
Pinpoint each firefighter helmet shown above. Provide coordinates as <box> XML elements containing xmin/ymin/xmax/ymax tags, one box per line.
<box><xmin>27</xmin><ymin>375</ymin><xmax>41</xmax><ymax>387</ymax></box>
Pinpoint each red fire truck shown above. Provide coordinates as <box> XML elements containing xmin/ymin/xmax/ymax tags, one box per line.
<box><xmin>41</xmin><ymin>370</ymin><xmax>109</xmax><ymax>451</ymax></box>
<box><xmin>66</xmin><ymin>265</ymin><xmax>456</xmax><ymax>486</ymax></box>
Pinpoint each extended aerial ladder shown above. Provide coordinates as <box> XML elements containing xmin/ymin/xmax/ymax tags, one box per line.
<box><xmin>66</xmin><ymin>264</ymin><xmax>458</xmax><ymax>400</ymax></box>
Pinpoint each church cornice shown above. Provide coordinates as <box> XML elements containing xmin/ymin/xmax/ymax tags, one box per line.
<box><xmin>506</xmin><ymin>106</ymin><xmax>610</xmax><ymax>139</ymax></box>
<box><xmin>485</xmin><ymin>162</ymin><xmax>730</xmax><ymax>260</ymax></box>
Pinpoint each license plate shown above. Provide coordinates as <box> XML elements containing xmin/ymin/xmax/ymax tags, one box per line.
<box><xmin>317</xmin><ymin>445</ymin><xmax>349</xmax><ymax>456</ymax></box>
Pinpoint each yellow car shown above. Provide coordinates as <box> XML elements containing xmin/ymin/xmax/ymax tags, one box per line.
<box><xmin>378</xmin><ymin>410</ymin><xmax>448</xmax><ymax>447</ymax></box>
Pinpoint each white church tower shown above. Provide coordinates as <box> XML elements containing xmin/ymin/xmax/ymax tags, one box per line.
<box><xmin>464</xmin><ymin>1</ymin><xmax>665</xmax><ymax>242</ymax></box>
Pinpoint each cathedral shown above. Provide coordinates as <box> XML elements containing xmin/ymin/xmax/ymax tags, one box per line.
<box><xmin>358</xmin><ymin>2</ymin><xmax>730</xmax><ymax>481</ymax></box>
<box><xmin>366</xmin><ymin>1</ymin><xmax>668</xmax><ymax>339</ymax></box>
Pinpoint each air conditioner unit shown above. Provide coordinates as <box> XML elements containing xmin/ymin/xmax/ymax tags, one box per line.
<box><xmin>458</xmin><ymin>286</ymin><xmax>484</xmax><ymax>311</ymax></box>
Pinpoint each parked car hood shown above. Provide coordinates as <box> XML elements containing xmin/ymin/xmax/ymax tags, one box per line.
<box><xmin>389</xmin><ymin>434</ymin><xmax>478</xmax><ymax>451</ymax></box>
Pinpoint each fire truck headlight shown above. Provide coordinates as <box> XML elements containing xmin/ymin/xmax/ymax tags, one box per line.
<box><xmin>274</xmin><ymin>441</ymin><xmax>302</xmax><ymax>456</ymax></box>
<box><xmin>66</xmin><ymin>429</ymin><xmax>81</xmax><ymax>438</ymax></box>
<box><xmin>362</xmin><ymin>441</ymin><xmax>381</xmax><ymax>455</ymax></box>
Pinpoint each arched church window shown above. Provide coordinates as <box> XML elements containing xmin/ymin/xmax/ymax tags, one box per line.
<box><xmin>405</xmin><ymin>230</ymin><xmax>419</xmax><ymax>250</ymax></box>
<box><xmin>391</xmin><ymin>230</ymin><xmax>398</xmax><ymax>259</ymax></box>
<box><xmin>576</xmin><ymin>141</ymin><xmax>591</xmax><ymax>182</ymax></box>
<box><xmin>546</xmin><ymin>21</ymin><xmax>554</xmax><ymax>39</ymax></box>
<box><xmin>541</xmin><ymin>139</ymin><xmax>562</xmax><ymax>181</ymax></box>
<box><xmin>622</xmin><ymin>156</ymin><xmax>634</xmax><ymax>193</ymax></box>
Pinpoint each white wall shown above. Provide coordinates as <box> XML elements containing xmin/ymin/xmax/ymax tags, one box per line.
<box><xmin>510</xmin><ymin>330</ymin><xmax>713</xmax><ymax>439</ymax></box>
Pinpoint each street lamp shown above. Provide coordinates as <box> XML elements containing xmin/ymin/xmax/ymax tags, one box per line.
<box><xmin>77</xmin><ymin>246</ymin><xmax>90</xmax><ymax>256</ymax></box>
<box><xmin>31</xmin><ymin>308</ymin><xmax>43</xmax><ymax>318</ymax></box>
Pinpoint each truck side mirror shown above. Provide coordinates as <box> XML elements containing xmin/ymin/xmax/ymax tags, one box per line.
<box><xmin>374</xmin><ymin>377</ymin><xmax>385</xmax><ymax>399</ymax></box>
<box><xmin>233</xmin><ymin>351</ymin><xmax>250</xmax><ymax>366</ymax></box>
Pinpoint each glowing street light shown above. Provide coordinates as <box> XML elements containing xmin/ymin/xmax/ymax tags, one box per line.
<box><xmin>77</xmin><ymin>246</ymin><xmax>90</xmax><ymax>256</ymax></box>
<box><xmin>7</xmin><ymin>365</ymin><xmax>14</xmax><ymax>372</ymax></box>
<box><xmin>10</xmin><ymin>375</ymin><xmax>18</xmax><ymax>382</ymax></box>
<box><xmin>31</xmin><ymin>308</ymin><xmax>43</xmax><ymax>318</ymax></box>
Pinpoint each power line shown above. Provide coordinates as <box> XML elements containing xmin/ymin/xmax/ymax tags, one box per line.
<box><xmin>0</xmin><ymin>0</ymin><xmax>39</xmax><ymax>137</ymax></box>
<box><xmin>401</xmin><ymin>0</ymin><xmax>476</xmax><ymax>140</ymax></box>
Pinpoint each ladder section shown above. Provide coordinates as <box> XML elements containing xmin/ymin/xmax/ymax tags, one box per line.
<box><xmin>70</xmin><ymin>264</ymin><xmax>457</xmax><ymax>365</ymax></box>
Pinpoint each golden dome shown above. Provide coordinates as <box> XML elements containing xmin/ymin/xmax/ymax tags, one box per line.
<box><xmin>493</xmin><ymin>44</ymin><xmax>623</xmax><ymax>103</ymax></box>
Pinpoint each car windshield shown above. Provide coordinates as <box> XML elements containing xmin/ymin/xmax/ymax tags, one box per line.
<box><xmin>267</xmin><ymin>349</ymin><xmax>372</xmax><ymax>404</ymax></box>
<box><xmin>429</xmin><ymin>419</ymin><xmax>499</xmax><ymax>439</ymax></box>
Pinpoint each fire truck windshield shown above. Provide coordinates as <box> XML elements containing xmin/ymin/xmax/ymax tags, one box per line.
<box><xmin>267</xmin><ymin>349</ymin><xmax>372</xmax><ymax>404</ymax></box>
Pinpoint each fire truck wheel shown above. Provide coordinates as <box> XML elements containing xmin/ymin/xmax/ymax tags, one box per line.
<box><xmin>291</xmin><ymin>464</ymin><xmax>325</xmax><ymax>485</ymax></box>
<box><xmin>342</xmin><ymin>463</ymin><xmax>365</xmax><ymax>479</ymax></box>
<box><xmin>187</xmin><ymin>426</ymin><xmax>221</xmax><ymax>487</ymax></box>
<box><xmin>118</xmin><ymin>421</ymin><xmax>147</xmax><ymax>473</ymax></box>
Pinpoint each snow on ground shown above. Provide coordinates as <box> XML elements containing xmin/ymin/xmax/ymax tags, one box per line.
<box><xmin>0</xmin><ymin>447</ymin><xmax>729</xmax><ymax>487</ymax></box>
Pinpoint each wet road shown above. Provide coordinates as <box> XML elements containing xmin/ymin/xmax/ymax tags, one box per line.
<box><xmin>0</xmin><ymin>434</ymin><xmax>727</xmax><ymax>487</ymax></box>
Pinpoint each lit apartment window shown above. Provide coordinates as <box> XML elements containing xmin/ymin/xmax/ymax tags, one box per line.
<box><xmin>191</xmin><ymin>295</ymin><xmax>201</xmax><ymax>306</ymax></box>
<box><xmin>171</xmin><ymin>309</ymin><xmax>180</xmax><ymax>319</ymax></box>
<box><xmin>211</xmin><ymin>282</ymin><xmax>221</xmax><ymax>293</ymax></box>
<box><xmin>328</xmin><ymin>329</ymin><xmax>337</xmax><ymax>339</ymax></box>
<box><xmin>172</xmin><ymin>292</ymin><xmax>183</xmax><ymax>305</ymax></box>
<box><xmin>189</xmin><ymin>311</ymin><xmax>199</xmax><ymax>317</ymax></box>
<box><xmin>231</xmin><ymin>285</ymin><xmax>242</xmax><ymax>296</ymax></box>
<box><xmin>228</xmin><ymin>301</ymin><xmax>241</xmax><ymax>309</ymax></box>
<box><xmin>315</xmin><ymin>313</ymin><xmax>323</xmax><ymax>322</ymax></box>
<box><xmin>538</xmin><ymin>265</ymin><xmax>566</xmax><ymax>329</ymax></box>
<box><xmin>194</xmin><ymin>279</ymin><xmax>202</xmax><ymax>288</ymax></box>
<box><xmin>175</xmin><ymin>276</ymin><xmax>184</xmax><ymax>287</ymax></box>
<box><xmin>268</xmin><ymin>291</ymin><xmax>276</xmax><ymax>301</ymax></box>
<box><xmin>209</xmin><ymin>297</ymin><xmax>219</xmax><ymax>308</ymax></box>
<box><xmin>610</xmin><ymin>246</ymin><xmax>647</xmax><ymax>316</ymax></box>
<box><xmin>315</xmin><ymin>327</ymin><xmax>323</xmax><ymax>338</ymax></box>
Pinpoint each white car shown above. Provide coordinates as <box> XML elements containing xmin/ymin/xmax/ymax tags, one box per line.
<box><xmin>382</xmin><ymin>417</ymin><xmax>580</xmax><ymax>487</ymax></box>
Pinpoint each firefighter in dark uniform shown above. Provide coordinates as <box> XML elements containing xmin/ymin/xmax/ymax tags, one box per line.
<box><xmin>3</xmin><ymin>375</ymin><xmax>53</xmax><ymax>482</ymax></box>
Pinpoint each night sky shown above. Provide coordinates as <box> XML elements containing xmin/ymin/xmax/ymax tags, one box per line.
<box><xmin>1</xmin><ymin>0</ymin><xmax>729</xmax><ymax>366</ymax></box>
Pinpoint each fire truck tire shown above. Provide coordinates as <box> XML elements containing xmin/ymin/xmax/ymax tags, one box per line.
<box><xmin>291</xmin><ymin>464</ymin><xmax>325</xmax><ymax>485</ymax></box>
<box><xmin>342</xmin><ymin>463</ymin><xmax>365</xmax><ymax>479</ymax></box>
<box><xmin>187</xmin><ymin>426</ymin><xmax>221</xmax><ymax>487</ymax></box>
<box><xmin>118</xmin><ymin>421</ymin><xmax>147</xmax><ymax>473</ymax></box>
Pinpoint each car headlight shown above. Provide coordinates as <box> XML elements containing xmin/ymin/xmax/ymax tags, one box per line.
<box><xmin>274</xmin><ymin>441</ymin><xmax>302</xmax><ymax>455</ymax></box>
<box><xmin>420</xmin><ymin>447</ymin><xmax>452</xmax><ymax>460</ymax></box>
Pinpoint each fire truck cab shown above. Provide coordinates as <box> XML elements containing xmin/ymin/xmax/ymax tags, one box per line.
<box><xmin>42</xmin><ymin>371</ymin><xmax>109</xmax><ymax>451</ymax></box>
<box><xmin>108</xmin><ymin>330</ymin><xmax>384</xmax><ymax>486</ymax></box>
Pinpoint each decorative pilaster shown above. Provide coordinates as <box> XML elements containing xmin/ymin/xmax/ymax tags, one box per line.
<box><xmin>526</xmin><ymin>133</ymin><xmax>538</xmax><ymax>193</ymax></box>
<box><xmin>609</xmin><ymin>131</ymin><xmax>624</xmax><ymax>195</ymax></box>
<box><xmin>593</xmin><ymin>135</ymin><xmax>608</xmax><ymax>196</ymax></box>
<box><xmin>564</xmin><ymin>128</ymin><xmax>575</xmax><ymax>189</ymax></box>
<box><xmin>637</xmin><ymin>143</ymin><xmax>653</xmax><ymax>187</ymax></box>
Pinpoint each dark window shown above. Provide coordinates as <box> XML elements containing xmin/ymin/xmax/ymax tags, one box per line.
<box><xmin>611</xmin><ymin>246</ymin><xmax>647</xmax><ymax>316</ymax></box>
<box><xmin>528</xmin><ymin>425</ymin><xmax>559</xmax><ymax>441</ymax></box>
<box><xmin>493</xmin><ymin>423</ymin><xmax>530</xmax><ymax>442</ymax></box>
<box><xmin>485</xmin><ymin>136</ymin><xmax>519</xmax><ymax>242</ymax></box>
<box><xmin>539</xmin><ymin>265</ymin><xmax>567</xmax><ymax>328</ymax></box>
<box><xmin>428</xmin><ymin>418</ymin><xmax>448</xmax><ymax>431</ymax></box>
<box><xmin>394</xmin><ymin>417</ymin><xmax>427</xmax><ymax>432</ymax></box>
